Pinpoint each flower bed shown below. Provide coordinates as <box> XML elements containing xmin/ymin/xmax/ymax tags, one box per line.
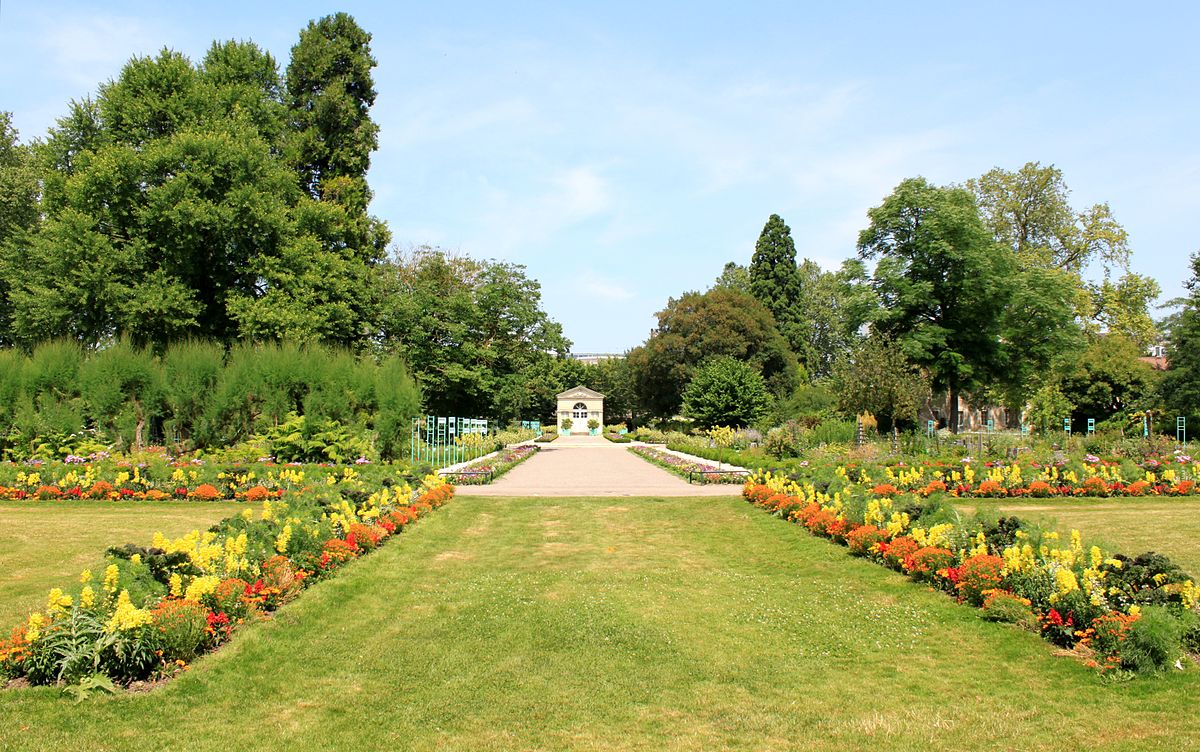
<box><xmin>0</xmin><ymin>476</ymin><xmax>455</xmax><ymax>689</ymax></box>
<box><xmin>0</xmin><ymin>456</ymin><xmax>416</xmax><ymax>502</ymax></box>
<box><xmin>603</xmin><ymin>432</ymin><xmax>631</xmax><ymax>444</ymax></box>
<box><xmin>439</xmin><ymin>444</ymin><xmax>538</xmax><ymax>485</ymax></box>
<box><xmin>628</xmin><ymin>445</ymin><xmax>747</xmax><ymax>484</ymax></box>
<box><xmin>742</xmin><ymin>474</ymin><xmax>1199</xmax><ymax>675</ymax></box>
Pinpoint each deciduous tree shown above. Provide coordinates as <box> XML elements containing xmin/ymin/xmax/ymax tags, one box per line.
<box><xmin>627</xmin><ymin>287</ymin><xmax>800</xmax><ymax>419</ymax></box>
<box><xmin>682</xmin><ymin>356</ymin><xmax>770</xmax><ymax>428</ymax></box>
<box><xmin>858</xmin><ymin>178</ymin><xmax>1012</xmax><ymax>432</ymax></box>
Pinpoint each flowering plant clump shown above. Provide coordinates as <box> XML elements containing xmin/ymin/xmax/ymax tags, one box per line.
<box><xmin>846</xmin><ymin>525</ymin><xmax>889</xmax><ymax>557</ymax></box>
<box><xmin>740</xmin><ymin>471</ymin><xmax>1198</xmax><ymax>675</ymax></box>
<box><xmin>878</xmin><ymin>536</ymin><xmax>919</xmax><ymax>571</ymax></box>
<box><xmin>628</xmin><ymin>445</ymin><xmax>748</xmax><ymax>484</ymax></box>
<box><xmin>440</xmin><ymin>445</ymin><xmax>539</xmax><ymax>485</ymax></box>
<box><xmin>955</xmin><ymin>554</ymin><xmax>1006</xmax><ymax>606</ymax></box>
<box><xmin>0</xmin><ymin>475</ymin><xmax>456</xmax><ymax>689</ymax></box>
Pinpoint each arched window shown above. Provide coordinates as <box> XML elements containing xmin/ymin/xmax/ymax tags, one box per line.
<box><xmin>573</xmin><ymin>402</ymin><xmax>588</xmax><ymax>419</ymax></box>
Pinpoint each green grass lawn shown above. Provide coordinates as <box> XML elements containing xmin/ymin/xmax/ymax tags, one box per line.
<box><xmin>961</xmin><ymin>496</ymin><xmax>1200</xmax><ymax>577</ymax></box>
<box><xmin>2</xmin><ymin>495</ymin><xmax>1198</xmax><ymax>751</ymax></box>
<box><xmin>0</xmin><ymin>500</ymin><xmax>235</xmax><ymax>627</ymax></box>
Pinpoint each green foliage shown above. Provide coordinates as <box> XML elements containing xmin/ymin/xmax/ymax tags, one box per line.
<box><xmin>1122</xmin><ymin>606</ymin><xmax>1184</xmax><ymax>674</ymax></box>
<box><xmin>286</xmin><ymin>12</ymin><xmax>379</xmax><ymax>199</ymax></box>
<box><xmin>78</xmin><ymin>340</ymin><xmax>163</xmax><ymax>450</ymax></box>
<box><xmin>793</xmin><ymin>259</ymin><xmax>875</xmax><ymax>379</ymax></box>
<box><xmin>968</xmin><ymin>161</ymin><xmax>1129</xmax><ymax>274</ymax></box>
<box><xmin>1057</xmin><ymin>335</ymin><xmax>1158</xmax><ymax>426</ymax></box>
<box><xmin>374</xmin><ymin>355</ymin><xmax>422</xmax><ymax>460</ymax></box>
<box><xmin>831</xmin><ymin>336</ymin><xmax>929</xmax><ymax>431</ymax></box>
<box><xmin>254</xmin><ymin>413</ymin><xmax>373</xmax><ymax>463</ymax></box>
<box><xmin>627</xmin><ymin>287</ymin><xmax>800</xmax><ymax>419</ymax></box>
<box><xmin>161</xmin><ymin>340</ymin><xmax>224</xmax><ymax>445</ymax></box>
<box><xmin>376</xmin><ymin>248</ymin><xmax>569</xmax><ymax>422</ymax></box>
<box><xmin>997</xmin><ymin>266</ymin><xmax>1083</xmax><ymax>414</ymax></box>
<box><xmin>1026</xmin><ymin>383</ymin><xmax>1073</xmax><ymax>435</ymax></box>
<box><xmin>858</xmin><ymin>177</ymin><xmax>1013</xmax><ymax>431</ymax></box>
<box><xmin>4</xmin><ymin>17</ymin><xmax>388</xmax><ymax>351</ymax></box>
<box><xmin>749</xmin><ymin>214</ymin><xmax>803</xmax><ymax>343</ymax></box>
<box><xmin>1162</xmin><ymin>253</ymin><xmax>1200</xmax><ymax>418</ymax></box>
<box><xmin>681</xmin><ymin>356</ymin><xmax>770</xmax><ymax>429</ymax></box>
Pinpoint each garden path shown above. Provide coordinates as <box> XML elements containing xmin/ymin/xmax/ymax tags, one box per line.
<box><xmin>455</xmin><ymin>435</ymin><xmax>740</xmax><ymax>497</ymax></box>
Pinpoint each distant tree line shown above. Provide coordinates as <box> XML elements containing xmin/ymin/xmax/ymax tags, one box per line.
<box><xmin>628</xmin><ymin>165</ymin><xmax>1179</xmax><ymax>433</ymax></box>
<box><xmin>0</xmin><ymin>14</ymin><xmax>582</xmax><ymax>430</ymax></box>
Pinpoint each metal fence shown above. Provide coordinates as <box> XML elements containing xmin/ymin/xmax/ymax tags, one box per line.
<box><xmin>410</xmin><ymin>416</ymin><xmax>491</xmax><ymax>468</ymax></box>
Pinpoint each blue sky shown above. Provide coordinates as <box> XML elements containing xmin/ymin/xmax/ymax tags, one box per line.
<box><xmin>2</xmin><ymin>1</ymin><xmax>1196</xmax><ymax>352</ymax></box>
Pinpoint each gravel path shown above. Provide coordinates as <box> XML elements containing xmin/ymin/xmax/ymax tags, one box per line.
<box><xmin>454</xmin><ymin>435</ymin><xmax>742</xmax><ymax>497</ymax></box>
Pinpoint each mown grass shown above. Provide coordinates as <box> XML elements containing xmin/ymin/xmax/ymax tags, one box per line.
<box><xmin>2</xmin><ymin>495</ymin><xmax>1198</xmax><ymax>751</ymax></box>
<box><xmin>963</xmin><ymin>496</ymin><xmax>1200</xmax><ymax>577</ymax></box>
<box><xmin>0</xmin><ymin>501</ymin><xmax>235</xmax><ymax>626</ymax></box>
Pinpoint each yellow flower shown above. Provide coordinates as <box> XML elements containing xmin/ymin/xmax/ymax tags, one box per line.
<box><xmin>26</xmin><ymin>612</ymin><xmax>45</xmax><ymax>642</ymax></box>
<box><xmin>1055</xmin><ymin>568</ymin><xmax>1079</xmax><ymax>596</ymax></box>
<box><xmin>130</xmin><ymin>554</ymin><xmax>142</xmax><ymax>566</ymax></box>
<box><xmin>105</xmin><ymin>590</ymin><xmax>153</xmax><ymax>633</ymax></box>
<box><xmin>79</xmin><ymin>569</ymin><xmax>92</xmax><ymax>584</ymax></box>
<box><xmin>1128</xmin><ymin>605</ymin><xmax>1142</xmax><ymax>617</ymax></box>
<box><xmin>184</xmin><ymin>575</ymin><xmax>220</xmax><ymax>602</ymax></box>
<box><xmin>102</xmin><ymin>564</ymin><xmax>120</xmax><ymax>594</ymax></box>
<box><xmin>169</xmin><ymin>573</ymin><xmax>183</xmax><ymax>598</ymax></box>
<box><xmin>46</xmin><ymin>587</ymin><xmax>72</xmax><ymax>615</ymax></box>
<box><xmin>275</xmin><ymin>524</ymin><xmax>293</xmax><ymax>554</ymax></box>
<box><xmin>80</xmin><ymin>586</ymin><xmax>96</xmax><ymax>609</ymax></box>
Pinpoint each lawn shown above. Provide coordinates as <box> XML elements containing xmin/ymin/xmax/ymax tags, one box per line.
<box><xmin>1</xmin><ymin>495</ymin><xmax>1197</xmax><ymax>751</ymax></box>
<box><xmin>0</xmin><ymin>501</ymin><xmax>235</xmax><ymax>627</ymax></box>
<box><xmin>960</xmin><ymin>496</ymin><xmax>1200</xmax><ymax>577</ymax></box>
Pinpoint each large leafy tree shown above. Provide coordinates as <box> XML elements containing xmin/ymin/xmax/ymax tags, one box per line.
<box><xmin>1162</xmin><ymin>253</ymin><xmax>1200</xmax><ymax>418</ymax></box>
<box><xmin>4</xmin><ymin>16</ymin><xmax>388</xmax><ymax>350</ymax></box>
<box><xmin>286</xmin><ymin>12</ymin><xmax>379</xmax><ymax>202</ymax></box>
<box><xmin>682</xmin><ymin>356</ymin><xmax>770</xmax><ymax>429</ymax></box>
<box><xmin>968</xmin><ymin>161</ymin><xmax>1157</xmax><ymax>349</ymax></box>
<box><xmin>968</xmin><ymin>161</ymin><xmax>1128</xmax><ymax>273</ymax></box>
<box><xmin>374</xmin><ymin>248</ymin><xmax>570</xmax><ymax>421</ymax></box>
<box><xmin>992</xmin><ymin>266</ymin><xmax>1083</xmax><ymax>420</ymax></box>
<box><xmin>858</xmin><ymin>178</ymin><xmax>1013</xmax><ymax>432</ymax></box>
<box><xmin>794</xmin><ymin>258</ymin><xmax>875</xmax><ymax>379</ymax></box>
<box><xmin>1057</xmin><ymin>335</ymin><xmax>1158</xmax><ymax>426</ymax></box>
<box><xmin>831</xmin><ymin>336</ymin><xmax>929</xmax><ymax>432</ymax></box>
<box><xmin>626</xmin><ymin>287</ymin><xmax>800</xmax><ymax>419</ymax></box>
<box><xmin>0</xmin><ymin>113</ymin><xmax>40</xmax><ymax>344</ymax></box>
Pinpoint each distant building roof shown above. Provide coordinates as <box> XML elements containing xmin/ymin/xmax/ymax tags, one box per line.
<box><xmin>556</xmin><ymin>385</ymin><xmax>606</xmax><ymax>400</ymax></box>
<box><xmin>1139</xmin><ymin>355</ymin><xmax>1168</xmax><ymax>371</ymax></box>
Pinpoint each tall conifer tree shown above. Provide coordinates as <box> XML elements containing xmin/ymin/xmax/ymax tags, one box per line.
<box><xmin>748</xmin><ymin>214</ymin><xmax>809</xmax><ymax>370</ymax></box>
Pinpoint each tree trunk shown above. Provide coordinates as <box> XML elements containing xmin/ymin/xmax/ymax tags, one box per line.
<box><xmin>949</xmin><ymin>385</ymin><xmax>960</xmax><ymax>435</ymax></box>
<box><xmin>133</xmin><ymin>392</ymin><xmax>144</xmax><ymax>451</ymax></box>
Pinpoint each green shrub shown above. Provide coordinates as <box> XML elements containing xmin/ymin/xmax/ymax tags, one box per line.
<box><xmin>981</xmin><ymin>591</ymin><xmax>1036</xmax><ymax>628</ymax></box>
<box><xmin>161</xmin><ymin>339</ymin><xmax>224</xmax><ymax>446</ymax></box>
<box><xmin>255</xmin><ymin>413</ymin><xmax>374</xmax><ymax>463</ymax></box>
<box><xmin>1122</xmin><ymin>606</ymin><xmax>1184</xmax><ymax>673</ymax></box>
<box><xmin>373</xmin><ymin>355</ymin><xmax>421</xmax><ymax>460</ymax></box>
<box><xmin>79</xmin><ymin>339</ymin><xmax>163</xmax><ymax>450</ymax></box>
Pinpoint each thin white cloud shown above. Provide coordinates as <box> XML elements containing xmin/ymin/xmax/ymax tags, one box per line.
<box><xmin>583</xmin><ymin>277</ymin><xmax>634</xmax><ymax>301</ymax></box>
<box><xmin>33</xmin><ymin>13</ymin><xmax>169</xmax><ymax>88</ymax></box>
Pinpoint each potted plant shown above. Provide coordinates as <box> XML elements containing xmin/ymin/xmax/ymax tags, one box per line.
<box><xmin>560</xmin><ymin>417</ymin><xmax>573</xmax><ymax>435</ymax></box>
<box><xmin>587</xmin><ymin>418</ymin><xmax>600</xmax><ymax>436</ymax></box>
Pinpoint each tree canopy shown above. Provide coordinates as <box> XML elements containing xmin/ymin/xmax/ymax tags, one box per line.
<box><xmin>627</xmin><ymin>287</ymin><xmax>800</xmax><ymax>420</ymax></box>
<box><xmin>858</xmin><ymin>177</ymin><xmax>1013</xmax><ymax>432</ymax></box>
<box><xmin>1</xmin><ymin>17</ymin><xmax>388</xmax><ymax>351</ymax></box>
<box><xmin>682</xmin><ymin>356</ymin><xmax>770</xmax><ymax>429</ymax></box>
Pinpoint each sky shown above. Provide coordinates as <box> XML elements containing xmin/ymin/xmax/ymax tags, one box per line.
<box><xmin>2</xmin><ymin>1</ymin><xmax>1197</xmax><ymax>352</ymax></box>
